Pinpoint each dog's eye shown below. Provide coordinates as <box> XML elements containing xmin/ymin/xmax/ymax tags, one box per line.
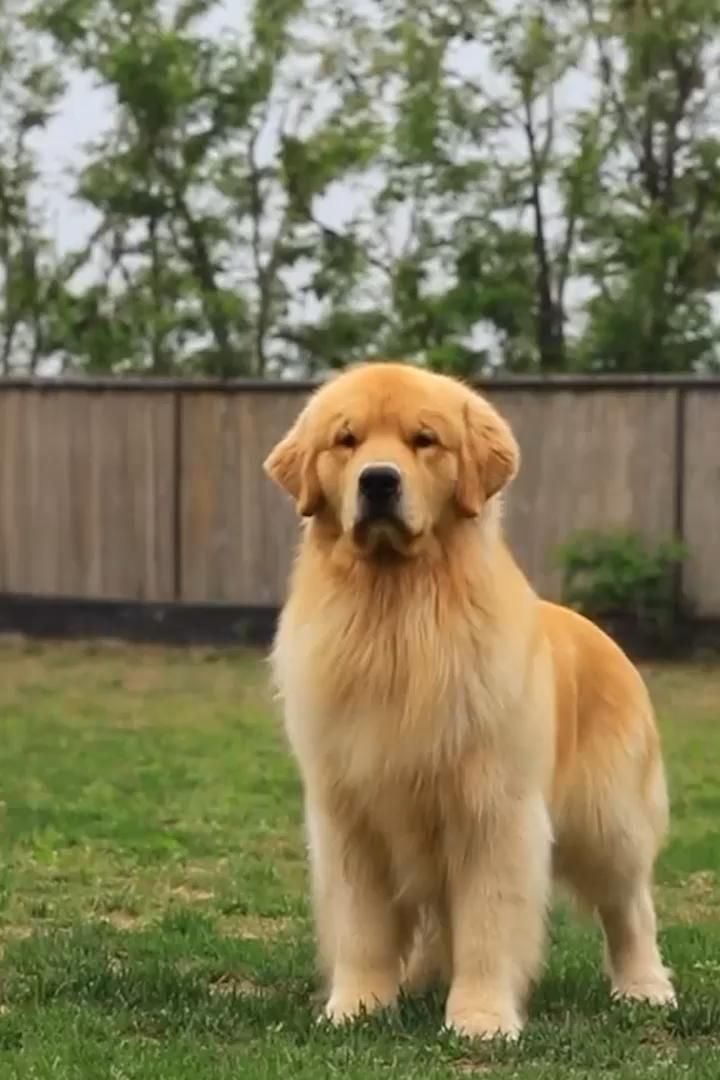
<box><xmin>412</xmin><ymin>430</ymin><xmax>437</xmax><ymax>449</ymax></box>
<box><xmin>337</xmin><ymin>431</ymin><xmax>358</xmax><ymax>450</ymax></box>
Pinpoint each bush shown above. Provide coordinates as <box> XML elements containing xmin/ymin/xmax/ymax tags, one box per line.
<box><xmin>555</xmin><ymin>530</ymin><xmax>687</xmax><ymax>639</ymax></box>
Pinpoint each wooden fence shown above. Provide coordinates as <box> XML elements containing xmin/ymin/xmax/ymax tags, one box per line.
<box><xmin>1</xmin><ymin>375</ymin><xmax>719</xmax><ymax>618</ymax></box>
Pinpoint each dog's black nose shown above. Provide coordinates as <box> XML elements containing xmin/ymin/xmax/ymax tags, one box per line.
<box><xmin>358</xmin><ymin>464</ymin><xmax>401</xmax><ymax>502</ymax></box>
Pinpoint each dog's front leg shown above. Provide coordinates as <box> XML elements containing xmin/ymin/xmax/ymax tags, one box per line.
<box><xmin>444</xmin><ymin>792</ymin><xmax>552</xmax><ymax>1041</ymax></box>
<box><xmin>307</xmin><ymin>800</ymin><xmax>400</xmax><ymax>1024</ymax></box>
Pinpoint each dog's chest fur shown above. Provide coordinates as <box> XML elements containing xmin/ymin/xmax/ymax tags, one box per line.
<box><xmin>273</xmin><ymin>541</ymin><xmax>547</xmax><ymax>907</ymax></box>
<box><xmin>276</xmin><ymin>559</ymin><xmax>526</xmax><ymax>786</ymax></box>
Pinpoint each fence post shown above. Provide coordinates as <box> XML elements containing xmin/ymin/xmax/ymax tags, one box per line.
<box><xmin>172</xmin><ymin>388</ymin><xmax>184</xmax><ymax>603</ymax></box>
<box><xmin>673</xmin><ymin>385</ymin><xmax>687</xmax><ymax>616</ymax></box>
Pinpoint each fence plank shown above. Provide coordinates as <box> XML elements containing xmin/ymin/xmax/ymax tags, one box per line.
<box><xmin>0</xmin><ymin>389</ymin><xmax>175</xmax><ymax>600</ymax></box>
<box><xmin>180</xmin><ymin>390</ymin><xmax>302</xmax><ymax>604</ymax></box>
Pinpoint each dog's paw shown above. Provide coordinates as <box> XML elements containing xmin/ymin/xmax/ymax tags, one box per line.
<box><xmin>322</xmin><ymin>984</ymin><xmax>397</xmax><ymax>1025</ymax></box>
<box><xmin>445</xmin><ymin>1006</ymin><xmax>522</xmax><ymax>1042</ymax></box>
<box><xmin>612</xmin><ymin>971</ymin><xmax>676</xmax><ymax>1007</ymax></box>
<box><xmin>320</xmin><ymin>999</ymin><xmax>354</xmax><ymax>1026</ymax></box>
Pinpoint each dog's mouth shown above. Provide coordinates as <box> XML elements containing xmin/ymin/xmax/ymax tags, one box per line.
<box><xmin>352</xmin><ymin>512</ymin><xmax>417</xmax><ymax>556</ymax></box>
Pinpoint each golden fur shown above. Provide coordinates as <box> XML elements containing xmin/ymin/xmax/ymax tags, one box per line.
<box><xmin>264</xmin><ymin>362</ymin><xmax>675</xmax><ymax>1040</ymax></box>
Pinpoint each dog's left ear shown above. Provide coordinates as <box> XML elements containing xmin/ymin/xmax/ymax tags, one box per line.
<box><xmin>263</xmin><ymin>413</ymin><xmax>323</xmax><ymax>517</ymax></box>
<box><xmin>456</xmin><ymin>395</ymin><xmax>520</xmax><ymax>517</ymax></box>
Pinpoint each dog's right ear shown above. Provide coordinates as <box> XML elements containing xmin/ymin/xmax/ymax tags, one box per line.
<box><xmin>264</xmin><ymin>413</ymin><xmax>323</xmax><ymax>517</ymax></box>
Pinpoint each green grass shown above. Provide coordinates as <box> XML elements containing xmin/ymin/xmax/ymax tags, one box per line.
<box><xmin>0</xmin><ymin>643</ymin><xmax>718</xmax><ymax>1078</ymax></box>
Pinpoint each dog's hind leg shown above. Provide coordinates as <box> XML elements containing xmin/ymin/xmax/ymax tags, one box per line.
<box><xmin>554</xmin><ymin>747</ymin><xmax>675</xmax><ymax>1007</ymax></box>
<box><xmin>598</xmin><ymin>882</ymin><xmax>675</xmax><ymax>1005</ymax></box>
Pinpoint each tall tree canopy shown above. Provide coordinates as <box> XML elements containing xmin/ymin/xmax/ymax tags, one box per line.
<box><xmin>2</xmin><ymin>0</ymin><xmax>719</xmax><ymax>376</ymax></box>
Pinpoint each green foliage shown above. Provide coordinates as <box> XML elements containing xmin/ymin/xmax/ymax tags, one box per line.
<box><xmin>577</xmin><ymin>0</ymin><xmax>720</xmax><ymax>372</ymax></box>
<box><xmin>556</xmin><ymin>530</ymin><xmax>687</xmax><ymax>635</ymax></box>
<box><xmin>4</xmin><ymin>0</ymin><xmax>720</xmax><ymax>374</ymax></box>
<box><xmin>0</xmin><ymin>3</ymin><xmax>65</xmax><ymax>373</ymax></box>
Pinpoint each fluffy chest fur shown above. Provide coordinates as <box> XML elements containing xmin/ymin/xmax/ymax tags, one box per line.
<box><xmin>272</xmin><ymin>533</ymin><xmax>539</xmax><ymax>790</ymax></box>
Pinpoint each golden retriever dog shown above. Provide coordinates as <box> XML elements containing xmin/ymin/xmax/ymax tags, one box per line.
<box><xmin>264</xmin><ymin>362</ymin><xmax>675</xmax><ymax>1040</ymax></box>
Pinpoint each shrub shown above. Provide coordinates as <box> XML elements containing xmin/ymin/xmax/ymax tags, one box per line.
<box><xmin>555</xmin><ymin>530</ymin><xmax>687</xmax><ymax>638</ymax></box>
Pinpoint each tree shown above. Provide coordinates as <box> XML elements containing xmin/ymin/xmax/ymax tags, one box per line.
<box><xmin>32</xmin><ymin>0</ymin><xmax>387</xmax><ymax>375</ymax></box>
<box><xmin>298</xmin><ymin>0</ymin><xmax>606</xmax><ymax>374</ymax></box>
<box><xmin>579</xmin><ymin>0</ymin><xmax>720</xmax><ymax>371</ymax></box>
<box><xmin>295</xmin><ymin>0</ymin><xmax>720</xmax><ymax>374</ymax></box>
<box><xmin>5</xmin><ymin>0</ymin><xmax>720</xmax><ymax>376</ymax></box>
<box><xmin>0</xmin><ymin>2</ymin><xmax>64</xmax><ymax>373</ymax></box>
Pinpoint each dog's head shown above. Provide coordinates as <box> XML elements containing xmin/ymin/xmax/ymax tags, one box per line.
<box><xmin>264</xmin><ymin>363</ymin><xmax>519</xmax><ymax>557</ymax></box>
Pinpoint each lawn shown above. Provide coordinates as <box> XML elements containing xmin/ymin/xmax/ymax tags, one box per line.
<box><xmin>0</xmin><ymin>642</ymin><xmax>718</xmax><ymax>1079</ymax></box>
